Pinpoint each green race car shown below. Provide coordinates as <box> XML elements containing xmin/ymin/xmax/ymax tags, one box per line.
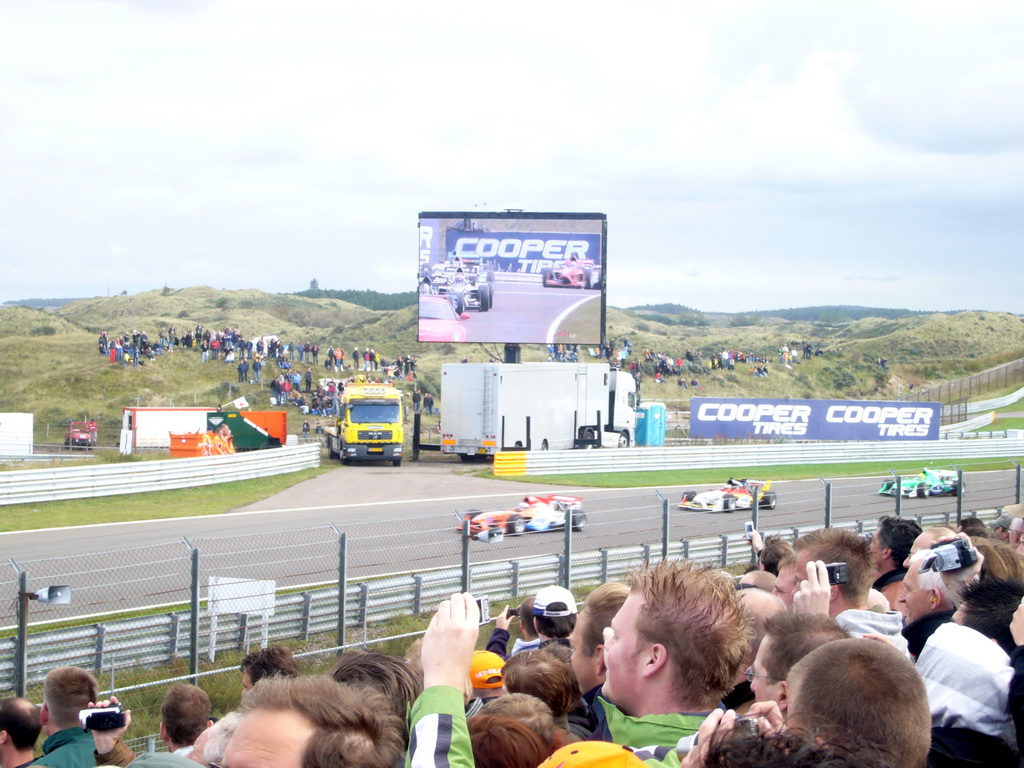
<box><xmin>879</xmin><ymin>468</ymin><xmax>959</xmax><ymax>498</ymax></box>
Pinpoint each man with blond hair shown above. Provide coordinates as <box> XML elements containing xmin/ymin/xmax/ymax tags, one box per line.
<box><xmin>35</xmin><ymin>666</ymin><xmax>99</xmax><ymax>768</ymax></box>
<box><xmin>794</xmin><ymin>528</ymin><xmax>906</xmax><ymax>648</ymax></box>
<box><xmin>592</xmin><ymin>561</ymin><xmax>749</xmax><ymax>754</ymax></box>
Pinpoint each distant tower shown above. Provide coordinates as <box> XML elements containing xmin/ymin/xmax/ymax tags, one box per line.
<box><xmin>309</xmin><ymin>278</ymin><xmax>319</xmax><ymax>291</ymax></box>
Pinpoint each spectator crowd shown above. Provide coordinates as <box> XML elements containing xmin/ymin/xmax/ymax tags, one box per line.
<box><xmin>7</xmin><ymin>503</ymin><xmax>1024</xmax><ymax>768</ymax></box>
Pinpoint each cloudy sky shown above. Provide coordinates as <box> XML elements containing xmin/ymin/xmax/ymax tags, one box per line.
<box><xmin>1</xmin><ymin>0</ymin><xmax>1022</xmax><ymax>313</ymax></box>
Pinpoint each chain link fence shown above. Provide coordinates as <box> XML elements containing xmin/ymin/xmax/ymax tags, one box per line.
<box><xmin>3</xmin><ymin>459</ymin><xmax>1022</xmax><ymax>755</ymax></box>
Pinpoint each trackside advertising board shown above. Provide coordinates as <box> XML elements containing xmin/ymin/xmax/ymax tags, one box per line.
<box><xmin>690</xmin><ymin>398</ymin><xmax>941</xmax><ymax>441</ymax></box>
<box><xmin>417</xmin><ymin>212</ymin><xmax>607</xmax><ymax>345</ymax></box>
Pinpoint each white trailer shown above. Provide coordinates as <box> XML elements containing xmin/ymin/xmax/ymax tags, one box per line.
<box><xmin>120</xmin><ymin>406</ymin><xmax>218</xmax><ymax>453</ymax></box>
<box><xmin>0</xmin><ymin>413</ymin><xmax>33</xmax><ymax>457</ymax></box>
<box><xmin>440</xmin><ymin>362</ymin><xmax>637</xmax><ymax>460</ymax></box>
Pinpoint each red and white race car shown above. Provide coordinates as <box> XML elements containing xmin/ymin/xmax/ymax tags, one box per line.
<box><xmin>458</xmin><ymin>494</ymin><xmax>587</xmax><ymax>538</ymax></box>
<box><xmin>541</xmin><ymin>257</ymin><xmax>600</xmax><ymax>289</ymax></box>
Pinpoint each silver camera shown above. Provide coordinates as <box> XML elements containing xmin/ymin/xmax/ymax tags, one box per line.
<box><xmin>920</xmin><ymin>539</ymin><xmax>979</xmax><ymax>573</ymax></box>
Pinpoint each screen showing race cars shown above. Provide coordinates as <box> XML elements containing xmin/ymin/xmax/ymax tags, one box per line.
<box><xmin>417</xmin><ymin>212</ymin><xmax>607</xmax><ymax>345</ymax></box>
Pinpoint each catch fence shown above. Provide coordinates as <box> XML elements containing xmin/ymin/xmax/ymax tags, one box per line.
<box><xmin>3</xmin><ymin>459</ymin><xmax>1022</xmax><ymax>698</ymax></box>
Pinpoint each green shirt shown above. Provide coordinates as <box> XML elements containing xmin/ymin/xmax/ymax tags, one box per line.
<box><xmin>406</xmin><ymin>686</ymin><xmax>473</xmax><ymax>768</ymax></box>
<box><xmin>34</xmin><ymin>726</ymin><xmax>96</xmax><ymax>768</ymax></box>
<box><xmin>593</xmin><ymin>694</ymin><xmax>709</xmax><ymax>768</ymax></box>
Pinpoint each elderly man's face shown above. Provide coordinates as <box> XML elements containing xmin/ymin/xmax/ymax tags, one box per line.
<box><xmin>898</xmin><ymin>566</ymin><xmax>936</xmax><ymax>624</ymax></box>
<box><xmin>221</xmin><ymin>709</ymin><xmax>314</xmax><ymax>768</ymax></box>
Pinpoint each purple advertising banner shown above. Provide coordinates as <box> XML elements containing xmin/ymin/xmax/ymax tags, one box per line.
<box><xmin>690</xmin><ymin>397</ymin><xmax>941</xmax><ymax>441</ymax></box>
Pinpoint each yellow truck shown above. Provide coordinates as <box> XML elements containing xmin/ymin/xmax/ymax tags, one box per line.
<box><xmin>325</xmin><ymin>381</ymin><xmax>405</xmax><ymax>466</ymax></box>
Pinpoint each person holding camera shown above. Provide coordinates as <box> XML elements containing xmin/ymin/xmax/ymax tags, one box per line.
<box><xmin>34</xmin><ymin>666</ymin><xmax>100</xmax><ymax>768</ymax></box>
<box><xmin>898</xmin><ymin>550</ymin><xmax>955</xmax><ymax>659</ymax></box>
<box><xmin>793</xmin><ymin>528</ymin><xmax>907</xmax><ymax>649</ymax></box>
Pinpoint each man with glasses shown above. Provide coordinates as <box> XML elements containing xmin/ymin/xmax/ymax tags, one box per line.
<box><xmin>746</xmin><ymin>612</ymin><xmax>848</xmax><ymax>716</ymax></box>
<box><xmin>723</xmin><ymin>588</ymin><xmax>786</xmax><ymax>712</ymax></box>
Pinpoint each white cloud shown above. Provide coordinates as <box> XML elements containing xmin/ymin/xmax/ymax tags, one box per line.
<box><xmin>0</xmin><ymin>0</ymin><xmax>1022</xmax><ymax>314</ymax></box>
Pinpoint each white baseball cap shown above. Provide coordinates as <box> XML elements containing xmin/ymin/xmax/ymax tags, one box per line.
<box><xmin>532</xmin><ymin>586</ymin><xmax>578</xmax><ymax>617</ymax></box>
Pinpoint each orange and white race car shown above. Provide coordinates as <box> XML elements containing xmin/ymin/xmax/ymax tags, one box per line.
<box><xmin>459</xmin><ymin>494</ymin><xmax>586</xmax><ymax>538</ymax></box>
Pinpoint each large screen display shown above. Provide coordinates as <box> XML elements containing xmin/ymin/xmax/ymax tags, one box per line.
<box><xmin>417</xmin><ymin>212</ymin><xmax>607</xmax><ymax>345</ymax></box>
<box><xmin>690</xmin><ymin>397</ymin><xmax>942</xmax><ymax>441</ymax></box>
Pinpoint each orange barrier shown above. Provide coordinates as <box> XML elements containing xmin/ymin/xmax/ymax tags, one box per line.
<box><xmin>169</xmin><ymin>431</ymin><xmax>235</xmax><ymax>458</ymax></box>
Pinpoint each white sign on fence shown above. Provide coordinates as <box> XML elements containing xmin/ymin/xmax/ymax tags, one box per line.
<box><xmin>207</xmin><ymin>577</ymin><xmax>277</xmax><ymax>660</ymax></box>
<box><xmin>208</xmin><ymin>577</ymin><xmax>276</xmax><ymax>617</ymax></box>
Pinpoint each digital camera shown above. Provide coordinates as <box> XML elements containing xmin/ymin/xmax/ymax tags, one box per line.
<box><xmin>825</xmin><ymin>562</ymin><xmax>848</xmax><ymax>585</ymax></box>
<box><xmin>921</xmin><ymin>539</ymin><xmax>979</xmax><ymax>573</ymax></box>
<box><xmin>79</xmin><ymin>705</ymin><xmax>125</xmax><ymax>731</ymax></box>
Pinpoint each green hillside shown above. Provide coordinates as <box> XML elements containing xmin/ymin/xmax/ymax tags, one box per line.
<box><xmin>1</xmin><ymin>288</ymin><xmax>1022</xmax><ymax>443</ymax></box>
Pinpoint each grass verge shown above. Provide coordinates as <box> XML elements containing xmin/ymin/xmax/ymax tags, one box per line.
<box><xmin>0</xmin><ymin>464</ymin><xmax>334</xmax><ymax>532</ymax></box>
<box><xmin>483</xmin><ymin>456</ymin><xmax>1023</xmax><ymax>488</ymax></box>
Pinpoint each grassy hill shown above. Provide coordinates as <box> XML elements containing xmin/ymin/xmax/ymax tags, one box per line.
<box><xmin>1</xmin><ymin>288</ymin><xmax>1022</xmax><ymax>443</ymax></box>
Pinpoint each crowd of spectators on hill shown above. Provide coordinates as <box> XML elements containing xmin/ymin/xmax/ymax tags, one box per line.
<box><xmin>9</xmin><ymin>503</ymin><xmax>1024</xmax><ymax>768</ymax></box>
<box><xmin>96</xmin><ymin>324</ymin><xmax>421</xmax><ymax>420</ymax></box>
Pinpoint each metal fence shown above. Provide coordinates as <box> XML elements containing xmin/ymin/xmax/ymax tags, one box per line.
<box><xmin>4</xmin><ymin>459</ymin><xmax>1023</xmax><ymax>698</ymax></box>
<box><xmin>900</xmin><ymin>357</ymin><xmax>1024</xmax><ymax>406</ymax></box>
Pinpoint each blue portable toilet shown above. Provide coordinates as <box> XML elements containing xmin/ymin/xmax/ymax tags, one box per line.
<box><xmin>635</xmin><ymin>402</ymin><xmax>667</xmax><ymax>447</ymax></box>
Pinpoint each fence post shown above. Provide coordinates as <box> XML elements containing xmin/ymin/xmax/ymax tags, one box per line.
<box><xmin>818</xmin><ymin>476</ymin><xmax>832</xmax><ymax>528</ymax></box>
<box><xmin>599</xmin><ymin>549</ymin><xmax>609</xmax><ymax>583</ymax></box>
<box><xmin>358</xmin><ymin>583</ymin><xmax>369</xmax><ymax>648</ymax></box>
<box><xmin>95</xmin><ymin>624</ymin><xmax>106</xmax><ymax>672</ymax></box>
<box><xmin>331</xmin><ymin>525</ymin><xmax>347</xmax><ymax>651</ymax></box>
<box><xmin>169</xmin><ymin>613</ymin><xmax>181</xmax><ymax>662</ymax></box>
<box><xmin>661</xmin><ymin>494</ymin><xmax>670</xmax><ymax>562</ymax></box>
<box><xmin>14</xmin><ymin>565</ymin><xmax>28</xmax><ymax>697</ymax></box>
<box><xmin>238</xmin><ymin>613</ymin><xmax>249</xmax><ymax>650</ymax></box>
<box><xmin>300</xmin><ymin>592</ymin><xmax>312</xmax><ymax>640</ymax></box>
<box><xmin>511</xmin><ymin>561</ymin><xmax>521</xmax><ymax>601</ymax></box>
<box><xmin>182</xmin><ymin>538</ymin><xmax>200</xmax><ymax>684</ymax></box>
<box><xmin>641</xmin><ymin>544</ymin><xmax>651</xmax><ymax>568</ymax></box>
<box><xmin>719</xmin><ymin>535</ymin><xmax>729</xmax><ymax>567</ymax></box>
<box><xmin>1012</xmin><ymin>460</ymin><xmax>1021</xmax><ymax>504</ymax></box>
<box><xmin>890</xmin><ymin>473</ymin><xmax>902</xmax><ymax>518</ymax></box>
<box><xmin>953</xmin><ymin>465</ymin><xmax>964</xmax><ymax>526</ymax></box>
<box><xmin>412</xmin><ymin>575</ymin><xmax>423</xmax><ymax>615</ymax></box>
<box><xmin>681</xmin><ymin>539</ymin><xmax>690</xmax><ymax>561</ymax></box>
<box><xmin>562</xmin><ymin>505</ymin><xmax>573</xmax><ymax>591</ymax></box>
<box><xmin>460</xmin><ymin>512</ymin><xmax>471</xmax><ymax>593</ymax></box>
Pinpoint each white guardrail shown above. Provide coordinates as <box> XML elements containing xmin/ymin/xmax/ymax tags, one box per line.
<box><xmin>0</xmin><ymin>444</ymin><xmax>321</xmax><ymax>506</ymax></box>
<box><xmin>961</xmin><ymin>385</ymin><xmax>1024</xmax><ymax>415</ymax></box>
<box><xmin>939</xmin><ymin>412</ymin><xmax>995</xmax><ymax>434</ymax></box>
<box><xmin>503</xmin><ymin>437</ymin><xmax>1024</xmax><ymax>476</ymax></box>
